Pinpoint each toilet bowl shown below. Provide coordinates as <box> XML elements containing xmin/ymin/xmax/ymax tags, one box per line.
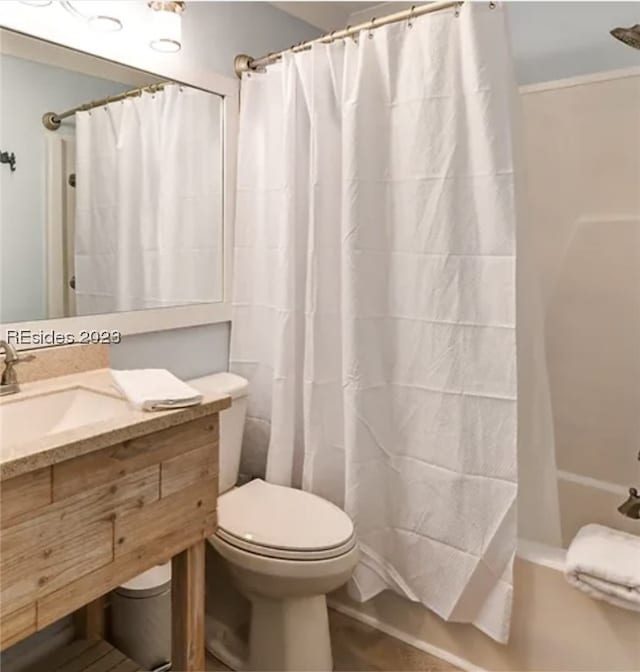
<box><xmin>188</xmin><ymin>374</ymin><xmax>358</xmax><ymax>672</ymax></box>
<box><xmin>211</xmin><ymin>479</ymin><xmax>358</xmax><ymax>671</ymax></box>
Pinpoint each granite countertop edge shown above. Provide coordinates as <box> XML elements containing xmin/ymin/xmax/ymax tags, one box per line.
<box><xmin>0</xmin><ymin>368</ymin><xmax>230</xmax><ymax>481</ymax></box>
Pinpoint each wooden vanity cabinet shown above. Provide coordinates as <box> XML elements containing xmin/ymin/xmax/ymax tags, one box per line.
<box><xmin>0</xmin><ymin>413</ymin><xmax>221</xmax><ymax>671</ymax></box>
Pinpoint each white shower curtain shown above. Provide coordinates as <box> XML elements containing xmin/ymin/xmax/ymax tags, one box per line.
<box><xmin>74</xmin><ymin>84</ymin><xmax>222</xmax><ymax>314</ymax></box>
<box><xmin>231</xmin><ymin>3</ymin><xmax>519</xmax><ymax>642</ymax></box>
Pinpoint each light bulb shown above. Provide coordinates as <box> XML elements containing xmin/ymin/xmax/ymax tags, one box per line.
<box><xmin>149</xmin><ymin>2</ymin><xmax>183</xmax><ymax>53</ymax></box>
<box><xmin>60</xmin><ymin>2</ymin><xmax>123</xmax><ymax>31</ymax></box>
<box><xmin>87</xmin><ymin>14</ymin><xmax>123</xmax><ymax>32</ymax></box>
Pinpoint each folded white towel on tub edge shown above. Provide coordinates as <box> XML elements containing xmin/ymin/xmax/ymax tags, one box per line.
<box><xmin>565</xmin><ymin>523</ymin><xmax>640</xmax><ymax>612</ymax></box>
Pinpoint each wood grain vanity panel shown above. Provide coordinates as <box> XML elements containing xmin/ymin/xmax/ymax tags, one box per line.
<box><xmin>73</xmin><ymin>596</ymin><xmax>106</xmax><ymax>641</ymax></box>
<box><xmin>161</xmin><ymin>443</ymin><xmax>218</xmax><ymax>497</ymax></box>
<box><xmin>0</xmin><ymin>520</ymin><xmax>112</xmax><ymax>617</ymax></box>
<box><xmin>0</xmin><ymin>413</ymin><xmax>219</xmax><ymax>669</ymax></box>
<box><xmin>0</xmin><ymin>468</ymin><xmax>52</xmax><ymax>526</ymax></box>
<box><xmin>22</xmin><ymin>639</ymin><xmax>142</xmax><ymax>672</ymax></box>
<box><xmin>2</xmin><ymin>465</ymin><xmax>160</xmax><ymax>537</ymax></box>
<box><xmin>23</xmin><ymin>640</ymin><xmax>106</xmax><ymax>672</ymax></box>
<box><xmin>60</xmin><ymin>639</ymin><xmax>114</xmax><ymax>671</ymax></box>
<box><xmin>114</xmin><ymin>477</ymin><xmax>216</xmax><ymax>557</ymax></box>
<box><xmin>52</xmin><ymin>415</ymin><xmax>218</xmax><ymax>501</ymax></box>
<box><xmin>37</xmin><ymin>511</ymin><xmax>216</xmax><ymax>629</ymax></box>
<box><xmin>172</xmin><ymin>541</ymin><xmax>206</xmax><ymax>672</ymax></box>
<box><xmin>0</xmin><ymin>603</ymin><xmax>36</xmax><ymax>650</ymax></box>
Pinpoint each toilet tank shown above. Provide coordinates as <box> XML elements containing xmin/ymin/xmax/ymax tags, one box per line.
<box><xmin>187</xmin><ymin>373</ymin><xmax>249</xmax><ymax>494</ymax></box>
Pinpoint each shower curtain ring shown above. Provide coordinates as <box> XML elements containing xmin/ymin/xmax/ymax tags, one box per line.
<box><xmin>489</xmin><ymin>1</ymin><xmax>496</xmax><ymax>8</ymax></box>
<box><xmin>407</xmin><ymin>5</ymin><xmax>416</xmax><ymax>28</ymax></box>
<box><xmin>455</xmin><ymin>2</ymin><xmax>463</xmax><ymax>17</ymax></box>
<box><xmin>368</xmin><ymin>17</ymin><xmax>376</xmax><ymax>39</ymax></box>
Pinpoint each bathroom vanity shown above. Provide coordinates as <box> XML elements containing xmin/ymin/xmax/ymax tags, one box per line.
<box><xmin>0</xmin><ymin>367</ymin><xmax>230</xmax><ymax>671</ymax></box>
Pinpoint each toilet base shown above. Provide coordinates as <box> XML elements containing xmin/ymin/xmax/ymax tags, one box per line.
<box><xmin>208</xmin><ymin>519</ymin><xmax>359</xmax><ymax>672</ymax></box>
<box><xmin>248</xmin><ymin>593</ymin><xmax>332</xmax><ymax>672</ymax></box>
<box><xmin>205</xmin><ymin>614</ymin><xmax>248</xmax><ymax>671</ymax></box>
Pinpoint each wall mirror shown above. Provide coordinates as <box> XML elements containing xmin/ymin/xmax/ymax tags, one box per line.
<box><xmin>0</xmin><ymin>27</ymin><xmax>236</xmax><ymax>342</ymax></box>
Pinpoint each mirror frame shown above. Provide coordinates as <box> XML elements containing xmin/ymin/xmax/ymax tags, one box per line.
<box><xmin>0</xmin><ymin>23</ymin><xmax>237</xmax><ymax>350</ymax></box>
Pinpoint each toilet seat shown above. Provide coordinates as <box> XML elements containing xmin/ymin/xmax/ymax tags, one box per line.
<box><xmin>216</xmin><ymin>479</ymin><xmax>356</xmax><ymax>561</ymax></box>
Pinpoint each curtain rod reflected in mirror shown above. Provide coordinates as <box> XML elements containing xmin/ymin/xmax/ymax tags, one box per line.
<box><xmin>42</xmin><ymin>81</ymin><xmax>173</xmax><ymax>130</ymax></box>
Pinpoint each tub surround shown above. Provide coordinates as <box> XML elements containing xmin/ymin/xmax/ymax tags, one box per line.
<box><xmin>559</xmin><ymin>476</ymin><xmax>639</xmax><ymax>545</ymax></box>
<box><xmin>0</xmin><ymin>346</ymin><xmax>230</xmax><ymax>671</ymax></box>
<box><xmin>330</xmin><ymin>553</ymin><xmax>640</xmax><ymax>672</ymax></box>
<box><xmin>521</xmin><ymin>70</ymin><xmax>640</xmax><ymax>544</ymax></box>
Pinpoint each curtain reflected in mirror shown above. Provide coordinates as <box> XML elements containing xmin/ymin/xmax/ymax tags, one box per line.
<box><xmin>75</xmin><ymin>84</ymin><xmax>222</xmax><ymax>315</ymax></box>
<box><xmin>0</xmin><ymin>29</ymin><xmax>224</xmax><ymax>323</ymax></box>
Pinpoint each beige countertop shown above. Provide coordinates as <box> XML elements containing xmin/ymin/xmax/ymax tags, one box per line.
<box><xmin>0</xmin><ymin>368</ymin><xmax>230</xmax><ymax>481</ymax></box>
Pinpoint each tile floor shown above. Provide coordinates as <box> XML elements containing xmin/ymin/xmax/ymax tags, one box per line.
<box><xmin>206</xmin><ymin>608</ymin><xmax>458</xmax><ymax>671</ymax></box>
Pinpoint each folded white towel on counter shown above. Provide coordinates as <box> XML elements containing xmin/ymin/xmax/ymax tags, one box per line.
<box><xmin>565</xmin><ymin>523</ymin><xmax>640</xmax><ymax>612</ymax></box>
<box><xmin>111</xmin><ymin>368</ymin><xmax>203</xmax><ymax>411</ymax></box>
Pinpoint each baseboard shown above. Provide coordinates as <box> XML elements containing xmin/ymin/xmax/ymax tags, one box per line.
<box><xmin>328</xmin><ymin>599</ymin><xmax>486</xmax><ymax>672</ymax></box>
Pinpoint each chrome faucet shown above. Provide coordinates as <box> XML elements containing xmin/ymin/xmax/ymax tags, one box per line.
<box><xmin>618</xmin><ymin>449</ymin><xmax>640</xmax><ymax>520</ymax></box>
<box><xmin>0</xmin><ymin>340</ymin><xmax>34</xmax><ymax>396</ymax></box>
<box><xmin>618</xmin><ymin>487</ymin><xmax>640</xmax><ymax>520</ymax></box>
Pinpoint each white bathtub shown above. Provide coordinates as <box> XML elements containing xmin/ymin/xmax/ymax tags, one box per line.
<box><xmin>331</xmin><ymin>538</ymin><xmax>640</xmax><ymax>672</ymax></box>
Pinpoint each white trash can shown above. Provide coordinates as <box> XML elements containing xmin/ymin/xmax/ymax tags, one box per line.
<box><xmin>111</xmin><ymin>563</ymin><xmax>172</xmax><ymax>671</ymax></box>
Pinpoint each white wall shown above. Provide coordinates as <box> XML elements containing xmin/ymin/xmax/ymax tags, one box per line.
<box><xmin>0</xmin><ymin>54</ymin><xmax>130</xmax><ymax>323</ymax></box>
<box><xmin>109</xmin><ymin>323</ymin><xmax>230</xmax><ymax>379</ymax></box>
<box><xmin>507</xmin><ymin>2</ymin><xmax>640</xmax><ymax>85</ymax></box>
<box><xmin>0</xmin><ymin>1</ymin><xmax>320</xmax><ymax>85</ymax></box>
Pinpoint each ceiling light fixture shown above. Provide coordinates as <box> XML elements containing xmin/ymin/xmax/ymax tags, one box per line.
<box><xmin>86</xmin><ymin>14</ymin><xmax>123</xmax><ymax>32</ymax></box>
<box><xmin>18</xmin><ymin>1</ymin><xmax>53</xmax><ymax>6</ymax></box>
<box><xmin>61</xmin><ymin>1</ymin><xmax>123</xmax><ymax>32</ymax></box>
<box><xmin>148</xmin><ymin>1</ymin><xmax>185</xmax><ymax>53</ymax></box>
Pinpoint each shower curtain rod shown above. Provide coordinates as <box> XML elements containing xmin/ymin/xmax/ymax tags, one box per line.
<box><xmin>234</xmin><ymin>0</ymin><xmax>465</xmax><ymax>77</ymax></box>
<box><xmin>41</xmin><ymin>81</ymin><xmax>172</xmax><ymax>131</ymax></box>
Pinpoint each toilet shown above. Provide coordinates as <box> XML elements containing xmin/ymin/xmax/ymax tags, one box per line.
<box><xmin>188</xmin><ymin>373</ymin><xmax>359</xmax><ymax>672</ymax></box>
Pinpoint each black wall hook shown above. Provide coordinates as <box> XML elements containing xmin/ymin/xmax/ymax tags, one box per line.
<box><xmin>0</xmin><ymin>151</ymin><xmax>16</xmax><ymax>172</ymax></box>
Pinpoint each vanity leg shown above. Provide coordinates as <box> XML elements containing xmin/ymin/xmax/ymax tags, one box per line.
<box><xmin>172</xmin><ymin>541</ymin><xmax>205</xmax><ymax>671</ymax></box>
<box><xmin>73</xmin><ymin>596</ymin><xmax>105</xmax><ymax>640</ymax></box>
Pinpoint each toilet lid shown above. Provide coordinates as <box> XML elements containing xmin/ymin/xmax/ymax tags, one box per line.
<box><xmin>216</xmin><ymin>480</ymin><xmax>356</xmax><ymax>560</ymax></box>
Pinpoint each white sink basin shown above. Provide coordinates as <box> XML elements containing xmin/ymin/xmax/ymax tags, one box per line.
<box><xmin>0</xmin><ymin>386</ymin><xmax>130</xmax><ymax>446</ymax></box>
